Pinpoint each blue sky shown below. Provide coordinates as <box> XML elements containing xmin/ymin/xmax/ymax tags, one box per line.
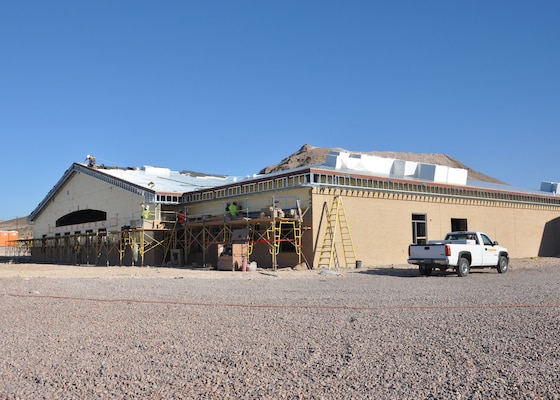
<box><xmin>1</xmin><ymin>1</ymin><xmax>559</xmax><ymax>220</ymax></box>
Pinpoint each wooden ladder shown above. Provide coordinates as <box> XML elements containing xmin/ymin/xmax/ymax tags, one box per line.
<box><xmin>317</xmin><ymin>196</ymin><xmax>357</xmax><ymax>269</ymax></box>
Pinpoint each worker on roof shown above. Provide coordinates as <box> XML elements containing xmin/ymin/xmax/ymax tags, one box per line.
<box><xmin>85</xmin><ymin>155</ymin><xmax>96</xmax><ymax>167</ymax></box>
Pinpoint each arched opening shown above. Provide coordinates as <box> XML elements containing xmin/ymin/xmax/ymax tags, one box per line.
<box><xmin>56</xmin><ymin>210</ymin><xmax>107</xmax><ymax>227</ymax></box>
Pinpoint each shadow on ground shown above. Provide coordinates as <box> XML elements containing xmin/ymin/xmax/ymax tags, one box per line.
<box><xmin>356</xmin><ymin>267</ymin><xmax>419</xmax><ymax>278</ymax></box>
<box><xmin>357</xmin><ymin>266</ymin><xmax>499</xmax><ymax>278</ymax></box>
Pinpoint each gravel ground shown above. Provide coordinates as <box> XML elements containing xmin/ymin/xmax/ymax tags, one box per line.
<box><xmin>1</xmin><ymin>258</ymin><xmax>559</xmax><ymax>399</ymax></box>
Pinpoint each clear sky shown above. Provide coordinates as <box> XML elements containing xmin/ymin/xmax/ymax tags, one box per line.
<box><xmin>1</xmin><ymin>1</ymin><xmax>559</xmax><ymax>220</ymax></box>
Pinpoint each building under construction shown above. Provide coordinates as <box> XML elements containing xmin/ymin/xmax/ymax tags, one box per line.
<box><xmin>24</xmin><ymin>150</ymin><xmax>560</xmax><ymax>269</ymax></box>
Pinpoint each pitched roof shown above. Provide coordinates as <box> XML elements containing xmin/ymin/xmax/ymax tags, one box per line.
<box><xmin>96</xmin><ymin>164</ymin><xmax>243</xmax><ymax>194</ymax></box>
<box><xmin>28</xmin><ymin>163</ymin><xmax>249</xmax><ymax>222</ymax></box>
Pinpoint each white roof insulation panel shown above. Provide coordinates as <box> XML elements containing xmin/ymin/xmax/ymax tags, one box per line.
<box><xmin>94</xmin><ymin>165</ymin><xmax>247</xmax><ymax>194</ymax></box>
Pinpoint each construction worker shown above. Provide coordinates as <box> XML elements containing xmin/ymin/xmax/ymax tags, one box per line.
<box><xmin>74</xmin><ymin>241</ymin><xmax>82</xmax><ymax>265</ymax></box>
<box><xmin>141</xmin><ymin>205</ymin><xmax>150</xmax><ymax>220</ymax></box>
<box><xmin>178</xmin><ymin>210</ymin><xmax>186</xmax><ymax>224</ymax></box>
<box><xmin>85</xmin><ymin>155</ymin><xmax>96</xmax><ymax>167</ymax></box>
<box><xmin>229</xmin><ymin>202</ymin><xmax>238</xmax><ymax>218</ymax></box>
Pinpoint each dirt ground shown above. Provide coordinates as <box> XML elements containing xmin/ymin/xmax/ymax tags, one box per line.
<box><xmin>0</xmin><ymin>257</ymin><xmax>550</xmax><ymax>280</ymax></box>
<box><xmin>0</xmin><ymin>262</ymin><xmax>332</xmax><ymax>280</ymax></box>
<box><xmin>1</xmin><ymin>256</ymin><xmax>558</xmax><ymax>399</ymax></box>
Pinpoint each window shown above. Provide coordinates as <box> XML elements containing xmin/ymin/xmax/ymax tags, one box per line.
<box><xmin>412</xmin><ymin>214</ymin><xmax>427</xmax><ymax>244</ymax></box>
<box><xmin>480</xmin><ymin>233</ymin><xmax>494</xmax><ymax>246</ymax></box>
<box><xmin>451</xmin><ymin>218</ymin><xmax>468</xmax><ymax>232</ymax></box>
<box><xmin>98</xmin><ymin>228</ymin><xmax>107</xmax><ymax>244</ymax></box>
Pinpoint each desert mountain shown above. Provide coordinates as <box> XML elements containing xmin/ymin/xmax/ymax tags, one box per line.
<box><xmin>258</xmin><ymin>144</ymin><xmax>505</xmax><ymax>184</ymax></box>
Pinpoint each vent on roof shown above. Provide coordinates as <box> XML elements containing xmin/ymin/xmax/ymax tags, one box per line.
<box><xmin>540</xmin><ymin>181</ymin><xmax>559</xmax><ymax>194</ymax></box>
<box><xmin>143</xmin><ymin>166</ymin><xmax>171</xmax><ymax>177</ymax></box>
<box><xmin>325</xmin><ymin>151</ymin><xmax>468</xmax><ymax>185</ymax></box>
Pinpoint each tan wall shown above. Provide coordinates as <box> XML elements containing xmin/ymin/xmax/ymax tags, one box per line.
<box><xmin>32</xmin><ymin>173</ymin><xmax>145</xmax><ymax>238</ymax></box>
<box><xmin>186</xmin><ymin>188</ymin><xmax>312</xmax><ymax>220</ymax></box>
<box><xmin>310</xmin><ymin>189</ymin><xmax>560</xmax><ymax>268</ymax></box>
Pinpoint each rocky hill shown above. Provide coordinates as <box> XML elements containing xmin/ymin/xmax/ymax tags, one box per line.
<box><xmin>258</xmin><ymin>144</ymin><xmax>504</xmax><ymax>184</ymax></box>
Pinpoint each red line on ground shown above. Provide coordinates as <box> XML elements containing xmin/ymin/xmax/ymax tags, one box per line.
<box><xmin>2</xmin><ymin>293</ymin><xmax>560</xmax><ymax>311</ymax></box>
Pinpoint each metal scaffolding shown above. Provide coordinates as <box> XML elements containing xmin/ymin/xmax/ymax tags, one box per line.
<box><xmin>183</xmin><ymin>215</ymin><xmax>303</xmax><ymax>270</ymax></box>
<box><xmin>23</xmin><ymin>229</ymin><xmax>169</xmax><ymax>267</ymax></box>
<box><xmin>21</xmin><ymin>201</ymin><xmax>305</xmax><ymax>269</ymax></box>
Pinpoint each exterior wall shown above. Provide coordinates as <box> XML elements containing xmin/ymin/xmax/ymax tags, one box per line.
<box><xmin>32</xmin><ymin>172</ymin><xmax>147</xmax><ymax>238</ymax></box>
<box><xmin>311</xmin><ymin>188</ymin><xmax>560</xmax><ymax>268</ymax></box>
<box><xmin>29</xmin><ymin>167</ymin><xmax>560</xmax><ymax>268</ymax></box>
<box><xmin>185</xmin><ymin>188</ymin><xmax>311</xmax><ymax>221</ymax></box>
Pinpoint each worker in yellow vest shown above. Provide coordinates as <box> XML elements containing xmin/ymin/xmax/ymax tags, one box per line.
<box><xmin>141</xmin><ymin>205</ymin><xmax>150</xmax><ymax>220</ymax></box>
<box><xmin>229</xmin><ymin>202</ymin><xmax>238</xmax><ymax>217</ymax></box>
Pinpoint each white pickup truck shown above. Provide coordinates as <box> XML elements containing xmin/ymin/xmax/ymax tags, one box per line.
<box><xmin>408</xmin><ymin>231</ymin><xmax>509</xmax><ymax>277</ymax></box>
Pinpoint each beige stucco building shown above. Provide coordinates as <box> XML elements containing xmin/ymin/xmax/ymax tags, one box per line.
<box><xmin>27</xmin><ymin>151</ymin><xmax>560</xmax><ymax>269</ymax></box>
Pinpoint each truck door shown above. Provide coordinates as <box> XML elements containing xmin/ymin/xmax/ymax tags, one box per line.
<box><xmin>466</xmin><ymin>233</ymin><xmax>485</xmax><ymax>266</ymax></box>
<box><xmin>480</xmin><ymin>233</ymin><xmax>499</xmax><ymax>266</ymax></box>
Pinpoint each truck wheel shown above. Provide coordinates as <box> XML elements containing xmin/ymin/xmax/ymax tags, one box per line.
<box><xmin>497</xmin><ymin>256</ymin><xmax>508</xmax><ymax>274</ymax></box>
<box><xmin>457</xmin><ymin>257</ymin><xmax>470</xmax><ymax>277</ymax></box>
<box><xmin>419</xmin><ymin>265</ymin><xmax>432</xmax><ymax>276</ymax></box>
